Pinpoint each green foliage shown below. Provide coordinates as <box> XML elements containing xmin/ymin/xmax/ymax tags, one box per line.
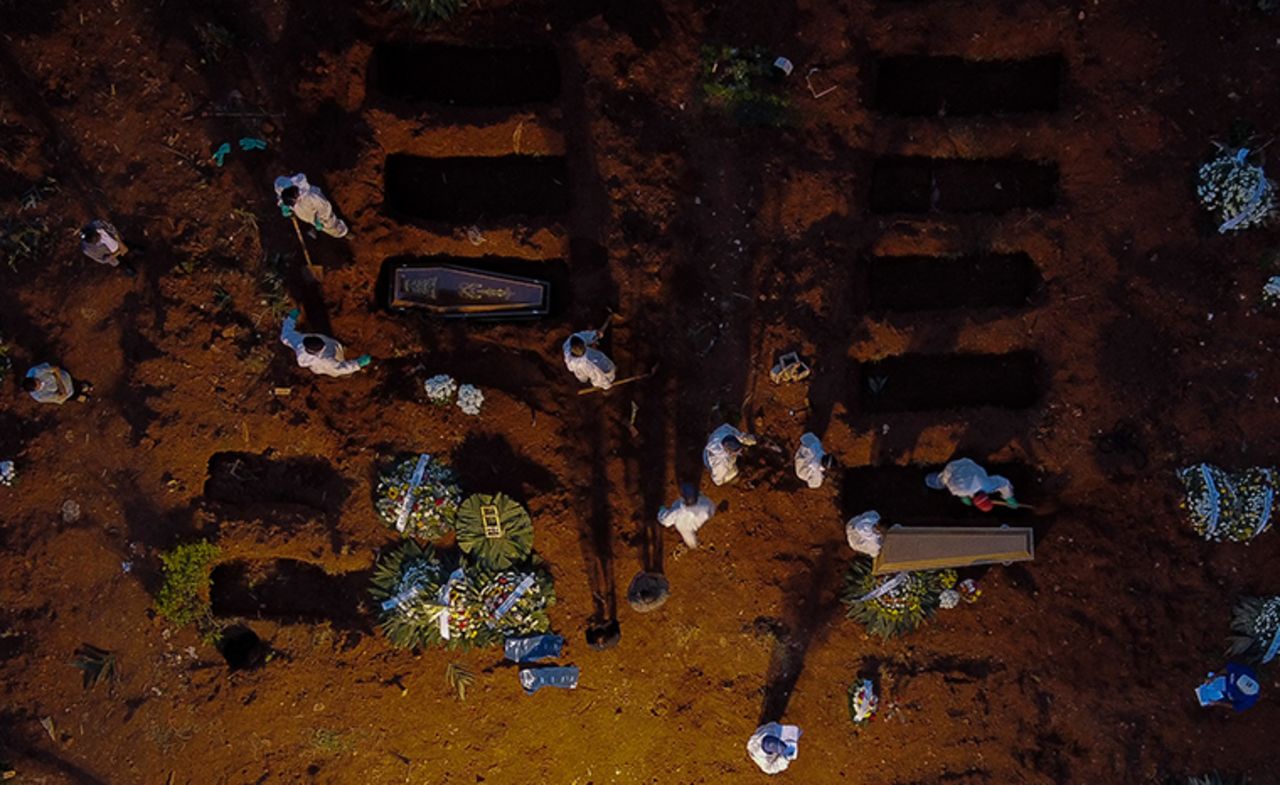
<box><xmin>0</xmin><ymin>217</ymin><xmax>50</xmax><ymax>272</ymax></box>
<box><xmin>1226</xmin><ymin>595</ymin><xmax>1280</xmax><ymax>664</ymax></box>
<box><xmin>386</xmin><ymin>0</ymin><xmax>464</xmax><ymax>24</ymax></box>
<box><xmin>155</xmin><ymin>540</ymin><xmax>222</xmax><ymax>627</ymax></box>
<box><xmin>444</xmin><ymin>661</ymin><xmax>474</xmax><ymax>701</ymax></box>
<box><xmin>455</xmin><ymin>493</ymin><xmax>533</xmax><ymax>570</ymax></box>
<box><xmin>700</xmin><ymin>45</ymin><xmax>790</xmax><ymax>127</ymax></box>
<box><xmin>841</xmin><ymin>558</ymin><xmax>954</xmax><ymax>638</ymax></box>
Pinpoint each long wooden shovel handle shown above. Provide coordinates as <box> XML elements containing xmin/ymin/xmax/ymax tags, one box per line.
<box><xmin>290</xmin><ymin>215</ymin><xmax>322</xmax><ymax>279</ymax></box>
<box><xmin>577</xmin><ymin>364</ymin><xmax>658</xmax><ymax>396</ymax></box>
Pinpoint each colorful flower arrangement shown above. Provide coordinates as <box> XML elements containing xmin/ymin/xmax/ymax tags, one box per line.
<box><xmin>374</xmin><ymin>454</ymin><xmax>463</xmax><ymax>540</ymax></box>
<box><xmin>370</xmin><ymin>541</ymin><xmax>555</xmax><ymax>651</ymax></box>
<box><xmin>1227</xmin><ymin>595</ymin><xmax>1280</xmax><ymax>665</ymax></box>
<box><xmin>841</xmin><ymin>558</ymin><xmax>957</xmax><ymax>638</ymax></box>
<box><xmin>1197</xmin><ymin>147</ymin><xmax>1277</xmax><ymax>233</ymax></box>
<box><xmin>1177</xmin><ymin>463</ymin><xmax>1277</xmax><ymax>542</ymax></box>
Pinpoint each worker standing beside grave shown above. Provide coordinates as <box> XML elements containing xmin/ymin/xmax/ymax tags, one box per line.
<box><xmin>274</xmin><ymin>173</ymin><xmax>349</xmax><ymax>238</ymax></box>
<box><xmin>562</xmin><ymin>324</ymin><xmax>616</xmax><ymax>390</ymax></box>
<box><xmin>703</xmin><ymin>423</ymin><xmax>757</xmax><ymax>486</ymax></box>
<box><xmin>793</xmin><ymin>432</ymin><xmax>832</xmax><ymax>489</ymax></box>
<box><xmin>658</xmin><ymin>483</ymin><xmax>716</xmax><ymax>548</ymax></box>
<box><xmin>279</xmin><ymin>309</ymin><xmax>370</xmax><ymax>378</ymax></box>
<box><xmin>924</xmin><ymin>458</ymin><xmax>1018</xmax><ymax>512</ymax></box>
<box><xmin>79</xmin><ymin>219</ymin><xmax>135</xmax><ymax>275</ymax></box>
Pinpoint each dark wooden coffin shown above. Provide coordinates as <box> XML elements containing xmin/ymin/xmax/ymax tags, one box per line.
<box><xmin>389</xmin><ymin>265</ymin><xmax>550</xmax><ymax>318</ymax></box>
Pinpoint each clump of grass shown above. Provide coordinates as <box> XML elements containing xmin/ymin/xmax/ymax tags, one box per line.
<box><xmin>700</xmin><ymin>45</ymin><xmax>790</xmax><ymax>127</ymax></box>
<box><xmin>444</xmin><ymin>661</ymin><xmax>474</xmax><ymax>701</ymax></box>
<box><xmin>70</xmin><ymin>644</ymin><xmax>119</xmax><ymax>690</ymax></box>
<box><xmin>310</xmin><ymin>728</ymin><xmax>352</xmax><ymax>755</ymax></box>
<box><xmin>0</xmin><ymin>217</ymin><xmax>51</xmax><ymax>272</ymax></box>
<box><xmin>386</xmin><ymin>0</ymin><xmax>464</xmax><ymax>24</ymax></box>
<box><xmin>155</xmin><ymin>540</ymin><xmax>222</xmax><ymax>627</ymax></box>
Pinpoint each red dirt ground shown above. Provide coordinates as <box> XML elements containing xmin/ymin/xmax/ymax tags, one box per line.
<box><xmin>3</xmin><ymin>0</ymin><xmax>1280</xmax><ymax>783</ymax></box>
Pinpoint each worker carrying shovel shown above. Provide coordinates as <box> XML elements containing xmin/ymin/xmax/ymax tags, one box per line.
<box><xmin>563</xmin><ymin>329</ymin><xmax>615</xmax><ymax>390</ymax></box>
<box><xmin>274</xmin><ymin>173</ymin><xmax>349</xmax><ymax>238</ymax></box>
<box><xmin>924</xmin><ymin>458</ymin><xmax>1018</xmax><ymax>512</ymax></box>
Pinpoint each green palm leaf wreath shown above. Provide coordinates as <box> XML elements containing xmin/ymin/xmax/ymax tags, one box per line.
<box><xmin>456</xmin><ymin>493</ymin><xmax>534</xmax><ymax>571</ymax></box>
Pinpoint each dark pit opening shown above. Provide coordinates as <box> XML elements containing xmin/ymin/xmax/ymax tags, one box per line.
<box><xmin>856</xmin><ymin>352</ymin><xmax>1041</xmax><ymax>412</ymax></box>
<box><xmin>372</xmin><ymin>42</ymin><xmax>561</xmax><ymax>106</ymax></box>
<box><xmin>842</xmin><ymin>464</ymin><xmax>1040</xmax><ymax>523</ymax></box>
<box><xmin>211</xmin><ymin>560</ymin><xmax>368</xmax><ymax>629</ymax></box>
<box><xmin>376</xmin><ymin>254</ymin><xmax>571</xmax><ymax>317</ymax></box>
<box><xmin>384</xmin><ymin>154</ymin><xmax>570</xmax><ymax>223</ymax></box>
<box><xmin>872</xmin><ymin>55</ymin><xmax>1062</xmax><ymax>116</ymax></box>
<box><xmin>869</xmin><ymin>157</ymin><xmax>1057</xmax><ymax>214</ymax></box>
<box><xmin>204</xmin><ymin>452</ymin><xmax>351</xmax><ymax>514</ymax></box>
<box><xmin>218</xmin><ymin>624</ymin><xmax>266</xmax><ymax>671</ymax></box>
<box><xmin>867</xmin><ymin>253</ymin><xmax>1042</xmax><ymax>312</ymax></box>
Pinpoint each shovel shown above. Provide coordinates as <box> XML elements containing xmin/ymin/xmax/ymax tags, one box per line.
<box><xmin>290</xmin><ymin>215</ymin><xmax>323</xmax><ymax>283</ymax></box>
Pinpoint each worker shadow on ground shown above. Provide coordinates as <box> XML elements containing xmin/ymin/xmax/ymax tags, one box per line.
<box><xmin>451</xmin><ymin>433</ymin><xmax>559</xmax><ymax>502</ymax></box>
<box><xmin>757</xmin><ymin>544</ymin><xmax>843</xmax><ymax>724</ymax></box>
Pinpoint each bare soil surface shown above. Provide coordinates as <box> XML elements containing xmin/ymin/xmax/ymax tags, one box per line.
<box><xmin>3</xmin><ymin>0</ymin><xmax>1280</xmax><ymax>783</ymax></box>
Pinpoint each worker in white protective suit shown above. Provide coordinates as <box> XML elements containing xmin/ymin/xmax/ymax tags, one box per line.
<box><xmin>746</xmin><ymin>723</ymin><xmax>801</xmax><ymax>775</ymax></box>
<box><xmin>658</xmin><ymin>483</ymin><xmax>716</xmax><ymax>548</ymax></box>
<box><xmin>274</xmin><ymin>173</ymin><xmax>349</xmax><ymax>238</ymax></box>
<box><xmin>563</xmin><ymin>330</ymin><xmax>616</xmax><ymax>390</ymax></box>
<box><xmin>793</xmin><ymin>432</ymin><xmax>833</xmax><ymax>489</ymax></box>
<box><xmin>846</xmin><ymin>511</ymin><xmax>883</xmax><ymax>557</ymax></box>
<box><xmin>924</xmin><ymin>458</ymin><xmax>1017</xmax><ymax>512</ymax></box>
<box><xmin>703</xmin><ymin>423</ymin><xmax>758</xmax><ymax>486</ymax></box>
<box><xmin>279</xmin><ymin>309</ymin><xmax>370</xmax><ymax>378</ymax></box>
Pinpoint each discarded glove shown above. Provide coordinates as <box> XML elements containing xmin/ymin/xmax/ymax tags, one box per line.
<box><xmin>238</xmin><ymin>137</ymin><xmax>267</xmax><ymax>151</ymax></box>
<box><xmin>356</xmin><ymin>354</ymin><xmax>372</xmax><ymax>368</ymax></box>
<box><xmin>211</xmin><ymin>142</ymin><xmax>232</xmax><ymax>167</ymax></box>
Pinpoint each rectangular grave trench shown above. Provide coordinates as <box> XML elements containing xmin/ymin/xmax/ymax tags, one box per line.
<box><xmin>211</xmin><ymin>560</ymin><xmax>368</xmax><ymax>628</ymax></box>
<box><xmin>867</xmin><ymin>252</ymin><xmax>1042</xmax><ymax>312</ymax></box>
<box><xmin>385</xmin><ymin>154</ymin><xmax>570</xmax><ymax>223</ymax></box>
<box><xmin>872</xmin><ymin>55</ymin><xmax>1062</xmax><ymax>116</ymax></box>
<box><xmin>869</xmin><ymin>157</ymin><xmax>1057</xmax><ymax>214</ymax></box>
<box><xmin>372</xmin><ymin>42</ymin><xmax>561</xmax><ymax>106</ymax></box>
<box><xmin>857</xmin><ymin>352</ymin><xmax>1041</xmax><ymax>412</ymax></box>
<box><xmin>204</xmin><ymin>452</ymin><xmax>351</xmax><ymax>515</ymax></box>
<box><xmin>843</xmin><ymin>464</ymin><xmax>1041</xmax><ymax>524</ymax></box>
